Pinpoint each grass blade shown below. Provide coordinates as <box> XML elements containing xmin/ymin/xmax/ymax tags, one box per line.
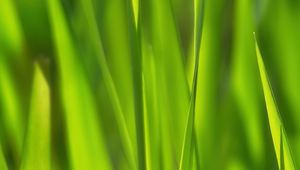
<box><xmin>0</xmin><ymin>144</ymin><xmax>8</xmax><ymax>170</ymax></box>
<box><xmin>145</xmin><ymin>0</ymin><xmax>191</xmax><ymax>168</ymax></box>
<box><xmin>255</xmin><ymin>34</ymin><xmax>295</xmax><ymax>170</ymax></box>
<box><xmin>21</xmin><ymin>64</ymin><xmax>50</xmax><ymax>170</ymax></box>
<box><xmin>47</xmin><ymin>0</ymin><xmax>111</xmax><ymax>169</ymax></box>
<box><xmin>0</xmin><ymin>55</ymin><xmax>24</xmax><ymax>160</ymax></box>
<box><xmin>78</xmin><ymin>0</ymin><xmax>135</xmax><ymax>168</ymax></box>
<box><xmin>261</xmin><ymin>0</ymin><xmax>300</xmax><ymax>164</ymax></box>
<box><xmin>180</xmin><ymin>0</ymin><xmax>204</xmax><ymax>169</ymax></box>
<box><xmin>231</xmin><ymin>0</ymin><xmax>265</xmax><ymax>168</ymax></box>
<box><xmin>131</xmin><ymin>0</ymin><xmax>139</xmax><ymax>26</ymax></box>
<box><xmin>126</xmin><ymin>0</ymin><xmax>145</xmax><ymax>169</ymax></box>
<box><xmin>194</xmin><ymin>0</ymin><xmax>225</xmax><ymax>168</ymax></box>
<box><xmin>0</xmin><ymin>0</ymin><xmax>23</xmax><ymax>54</ymax></box>
<box><xmin>142</xmin><ymin>47</ymin><xmax>161</xmax><ymax>170</ymax></box>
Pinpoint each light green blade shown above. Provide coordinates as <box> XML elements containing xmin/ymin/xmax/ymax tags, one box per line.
<box><xmin>260</xmin><ymin>0</ymin><xmax>300</xmax><ymax>164</ymax></box>
<box><xmin>255</xmin><ymin>35</ymin><xmax>295</xmax><ymax>170</ymax></box>
<box><xmin>47</xmin><ymin>0</ymin><xmax>111</xmax><ymax>169</ymax></box>
<box><xmin>179</xmin><ymin>99</ymin><xmax>196</xmax><ymax>170</ymax></box>
<box><xmin>194</xmin><ymin>0</ymin><xmax>225</xmax><ymax>169</ymax></box>
<box><xmin>131</xmin><ymin>0</ymin><xmax>139</xmax><ymax>25</ymax></box>
<box><xmin>0</xmin><ymin>0</ymin><xmax>23</xmax><ymax>54</ymax></box>
<box><xmin>0</xmin><ymin>54</ymin><xmax>24</xmax><ymax>157</ymax></box>
<box><xmin>21</xmin><ymin>64</ymin><xmax>50</xmax><ymax>170</ymax></box>
<box><xmin>142</xmin><ymin>48</ymin><xmax>160</xmax><ymax>170</ymax></box>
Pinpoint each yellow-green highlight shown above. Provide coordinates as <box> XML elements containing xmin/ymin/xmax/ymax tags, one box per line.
<box><xmin>21</xmin><ymin>64</ymin><xmax>50</xmax><ymax>170</ymax></box>
<box><xmin>255</xmin><ymin>35</ymin><xmax>295</xmax><ymax>170</ymax></box>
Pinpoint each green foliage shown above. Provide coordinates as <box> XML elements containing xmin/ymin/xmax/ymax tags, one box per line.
<box><xmin>1</xmin><ymin>0</ymin><xmax>300</xmax><ymax>169</ymax></box>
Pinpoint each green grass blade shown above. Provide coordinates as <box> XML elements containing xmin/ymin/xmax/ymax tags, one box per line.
<box><xmin>0</xmin><ymin>144</ymin><xmax>8</xmax><ymax>170</ymax></box>
<box><xmin>78</xmin><ymin>0</ymin><xmax>135</xmax><ymax>168</ymax></box>
<box><xmin>21</xmin><ymin>64</ymin><xmax>50</xmax><ymax>170</ymax></box>
<box><xmin>145</xmin><ymin>0</ymin><xmax>190</xmax><ymax>168</ymax></box>
<box><xmin>131</xmin><ymin>0</ymin><xmax>139</xmax><ymax>26</ymax></box>
<box><xmin>142</xmin><ymin>48</ymin><xmax>160</xmax><ymax>170</ymax></box>
<box><xmin>194</xmin><ymin>0</ymin><xmax>224</xmax><ymax>168</ymax></box>
<box><xmin>0</xmin><ymin>0</ymin><xmax>23</xmax><ymax>54</ymax></box>
<box><xmin>231</xmin><ymin>0</ymin><xmax>264</xmax><ymax>168</ymax></box>
<box><xmin>0</xmin><ymin>55</ymin><xmax>24</xmax><ymax>158</ymax></box>
<box><xmin>126</xmin><ymin>0</ymin><xmax>146</xmax><ymax>169</ymax></box>
<box><xmin>180</xmin><ymin>0</ymin><xmax>204</xmax><ymax>169</ymax></box>
<box><xmin>142</xmin><ymin>74</ymin><xmax>152</xmax><ymax>170</ymax></box>
<box><xmin>194</xmin><ymin>0</ymin><xmax>205</xmax><ymax>60</ymax></box>
<box><xmin>261</xmin><ymin>1</ymin><xmax>300</xmax><ymax>164</ymax></box>
<box><xmin>255</xmin><ymin>35</ymin><xmax>295</xmax><ymax>170</ymax></box>
<box><xmin>47</xmin><ymin>0</ymin><xmax>111</xmax><ymax>169</ymax></box>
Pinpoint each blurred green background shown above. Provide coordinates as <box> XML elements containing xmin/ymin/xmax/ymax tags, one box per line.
<box><xmin>1</xmin><ymin>0</ymin><xmax>300</xmax><ymax>169</ymax></box>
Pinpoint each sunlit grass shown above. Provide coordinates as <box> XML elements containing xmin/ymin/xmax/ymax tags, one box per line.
<box><xmin>21</xmin><ymin>64</ymin><xmax>50</xmax><ymax>170</ymax></box>
<box><xmin>1</xmin><ymin>0</ymin><xmax>300</xmax><ymax>169</ymax></box>
<box><xmin>47</xmin><ymin>0</ymin><xmax>111</xmax><ymax>169</ymax></box>
<box><xmin>179</xmin><ymin>0</ymin><xmax>204</xmax><ymax>169</ymax></box>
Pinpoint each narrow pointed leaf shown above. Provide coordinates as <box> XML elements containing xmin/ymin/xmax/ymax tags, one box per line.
<box><xmin>255</xmin><ymin>35</ymin><xmax>295</xmax><ymax>170</ymax></box>
<box><xmin>21</xmin><ymin>64</ymin><xmax>50</xmax><ymax>170</ymax></box>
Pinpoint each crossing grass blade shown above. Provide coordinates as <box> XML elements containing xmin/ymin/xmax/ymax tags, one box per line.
<box><xmin>179</xmin><ymin>0</ymin><xmax>204</xmax><ymax>169</ymax></box>
<box><xmin>20</xmin><ymin>64</ymin><xmax>50</xmax><ymax>170</ymax></box>
<box><xmin>47</xmin><ymin>0</ymin><xmax>111</xmax><ymax>169</ymax></box>
<box><xmin>255</xmin><ymin>34</ymin><xmax>295</xmax><ymax>170</ymax></box>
